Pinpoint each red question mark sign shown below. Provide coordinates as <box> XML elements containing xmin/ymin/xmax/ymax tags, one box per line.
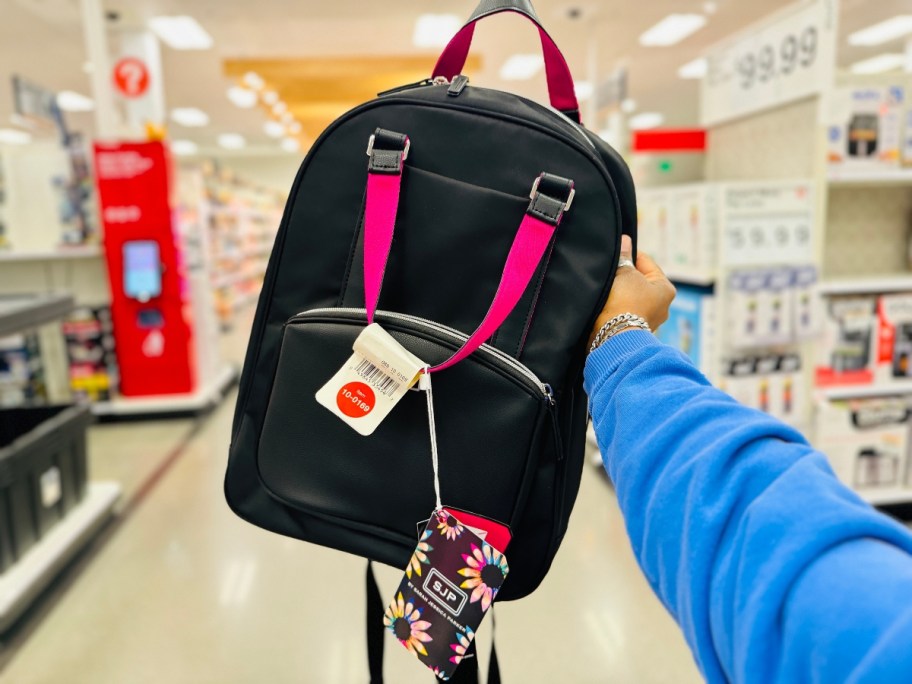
<box><xmin>113</xmin><ymin>58</ymin><xmax>150</xmax><ymax>98</ymax></box>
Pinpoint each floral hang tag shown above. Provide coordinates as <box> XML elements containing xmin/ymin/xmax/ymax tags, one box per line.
<box><xmin>384</xmin><ymin>509</ymin><xmax>509</xmax><ymax>681</ymax></box>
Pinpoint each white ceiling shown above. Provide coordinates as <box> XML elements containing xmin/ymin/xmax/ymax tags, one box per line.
<box><xmin>2</xmin><ymin>0</ymin><xmax>911</xmax><ymax>154</ymax></box>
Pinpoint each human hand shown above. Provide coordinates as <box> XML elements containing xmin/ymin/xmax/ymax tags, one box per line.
<box><xmin>589</xmin><ymin>235</ymin><xmax>676</xmax><ymax>346</ymax></box>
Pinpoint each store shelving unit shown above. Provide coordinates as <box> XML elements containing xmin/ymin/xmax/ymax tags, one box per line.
<box><xmin>0</xmin><ymin>246</ymin><xmax>103</xmax><ymax>262</ymax></box>
<box><xmin>635</xmin><ymin>0</ymin><xmax>912</xmax><ymax>509</ymax></box>
<box><xmin>91</xmin><ymin>364</ymin><xmax>237</xmax><ymax>418</ymax></box>
<box><xmin>0</xmin><ymin>482</ymin><xmax>120</xmax><ymax>631</ymax></box>
<box><xmin>0</xmin><ymin>294</ymin><xmax>75</xmax><ymax>338</ymax></box>
<box><xmin>0</xmin><ymin>295</ymin><xmax>121</xmax><ymax>631</ymax></box>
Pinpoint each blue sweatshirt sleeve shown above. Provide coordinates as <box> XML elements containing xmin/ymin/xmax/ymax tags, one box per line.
<box><xmin>584</xmin><ymin>330</ymin><xmax>912</xmax><ymax>683</ymax></box>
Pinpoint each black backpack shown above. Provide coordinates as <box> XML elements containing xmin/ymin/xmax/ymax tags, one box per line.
<box><xmin>225</xmin><ymin>0</ymin><xmax>635</xmax><ymax>677</ymax></box>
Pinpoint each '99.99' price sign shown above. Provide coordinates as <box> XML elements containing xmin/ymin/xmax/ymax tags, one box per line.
<box><xmin>701</xmin><ymin>0</ymin><xmax>836</xmax><ymax>127</ymax></box>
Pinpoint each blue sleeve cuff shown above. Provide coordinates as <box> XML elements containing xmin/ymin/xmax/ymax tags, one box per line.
<box><xmin>584</xmin><ymin>330</ymin><xmax>663</xmax><ymax>393</ymax></box>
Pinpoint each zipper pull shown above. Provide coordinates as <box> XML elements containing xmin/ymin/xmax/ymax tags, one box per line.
<box><xmin>447</xmin><ymin>74</ymin><xmax>469</xmax><ymax>97</ymax></box>
<box><xmin>543</xmin><ymin>383</ymin><xmax>555</xmax><ymax>406</ymax></box>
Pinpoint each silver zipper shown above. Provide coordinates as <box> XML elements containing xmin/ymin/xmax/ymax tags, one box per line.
<box><xmin>292</xmin><ymin>307</ymin><xmax>550</xmax><ymax>398</ymax></box>
<box><xmin>545</xmin><ymin>105</ymin><xmax>596</xmax><ymax>150</ymax></box>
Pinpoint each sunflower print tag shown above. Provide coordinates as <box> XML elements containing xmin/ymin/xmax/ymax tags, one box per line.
<box><xmin>384</xmin><ymin>509</ymin><xmax>509</xmax><ymax>680</ymax></box>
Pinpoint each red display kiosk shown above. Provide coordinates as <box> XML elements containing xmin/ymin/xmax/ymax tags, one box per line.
<box><xmin>93</xmin><ymin>141</ymin><xmax>196</xmax><ymax>396</ymax></box>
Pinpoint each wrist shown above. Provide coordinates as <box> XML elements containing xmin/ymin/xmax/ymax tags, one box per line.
<box><xmin>589</xmin><ymin>313</ymin><xmax>651</xmax><ymax>353</ymax></box>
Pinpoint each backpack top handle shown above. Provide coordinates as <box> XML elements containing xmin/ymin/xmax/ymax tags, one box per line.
<box><xmin>432</xmin><ymin>0</ymin><xmax>582</xmax><ymax>124</ymax></box>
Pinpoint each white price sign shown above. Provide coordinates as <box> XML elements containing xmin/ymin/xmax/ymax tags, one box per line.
<box><xmin>701</xmin><ymin>0</ymin><xmax>837</xmax><ymax>127</ymax></box>
<box><xmin>721</xmin><ymin>181</ymin><xmax>814</xmax><ymax>266</ymax></box>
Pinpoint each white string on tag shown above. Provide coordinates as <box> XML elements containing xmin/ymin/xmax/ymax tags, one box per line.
<box><xmin>418</xmin><ymin>368</ymin><xmax>442</xmax><ymax>512</ymax></box>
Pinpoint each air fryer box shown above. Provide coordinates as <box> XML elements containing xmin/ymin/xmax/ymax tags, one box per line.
<box><xmin>816</xmin><ymin>295</ymin><xmax>877</xmax><ymax>387</ymax></box>
<box><xmin>828</xmin><ymin>86</ymin><xmax>905</xmax><ymax>170</ymax></box>
<box><xmin>815</xmin><ymin>397</ymin><xmax>910</xmax><ymax>490</ymax></box>
<box><xmin>877</xmin><ymin>293</ymin><xmax>912</xmax><ymax>383</ymax></box>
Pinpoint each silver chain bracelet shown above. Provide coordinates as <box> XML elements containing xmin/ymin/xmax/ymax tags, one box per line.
<box><xmin>589</xmin><ymin>313</ymin><xmax>651</xmax><ymax>354</ymax></box>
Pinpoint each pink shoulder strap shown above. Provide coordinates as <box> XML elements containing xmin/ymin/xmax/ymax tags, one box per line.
<box><xmin>363</xmin><ymin>129</ymin><xmax>574</xmax><ymax>373</ymax></box>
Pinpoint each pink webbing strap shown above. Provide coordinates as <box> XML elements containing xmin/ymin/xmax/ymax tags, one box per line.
<box><xmin>429</xmin><ymin>212</ymin><xmax>556</xmax><ymax>372</ymax></box>
<box><xmin>363</xmin><ymin>134</ymin><xmax>571</xmax><ymax>373</ymax></box>
<box><xmin>432</xmin><ymin>11</ymin><xmax>580</xmax><ymax>121</ymax></box>
<box><xmin>363</xmin><ymin>171</ymin><xmax>402</xmax><ymax>326</ymax></box>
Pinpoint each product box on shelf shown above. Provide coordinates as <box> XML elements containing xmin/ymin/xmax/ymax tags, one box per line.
<box><xmin>62</xmin><ymin>306</ymin><xmax>119</xmax><ymax>402</ymax></box>
<box><xmin>827</xmin><ymin>86</ymin><xmax>906</xmax><ymax>170</ymax></box>
<box><xmin>656</xmin><ymin>284</ymin><xmax>716</xmax><ymax>376</ymax></box>
<box><xmin>792</xmin><ymin>265</ymin><xmax>820</xmax><ymax>340</ymax></box>
<box><xmin>636</xmin><ymin>189</ymin><xmax>669</xmax><ymax>267</ymax></box>
<box><xmin>815</xmin><ymin>396</ymin><xmax>911</xmax><ymax>490</ymax></box>
<box><xmin>0</xmin><ymin>332</ymin><xmax>46</xmax><ymax>407</ymax></box>
<box><xmin>668</xmin><ymin>184</ymin><xmax>718</xmax><ymax>279</ymax></box>
<box><xmin>720</xmin><ymin>353</ymin><xmax>804</xmax><ymax>425</ymax></box>
<box><xmin>815</xmin><ymin>295</ymin><xmax>877</xmax><ymax>387</ymax></box>
<box><xmin>876</xmin><ymin>293</ymin><xmax>912</xmax><ymax>381</ymax></box>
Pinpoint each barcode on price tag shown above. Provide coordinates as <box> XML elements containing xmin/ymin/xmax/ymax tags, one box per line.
<box><xmin>315</xmin><ymin>324</ymin><xmax>426</xmax><ymax>436</ymax></box>
<box><xmin>354</xmin><ymin>358</ymin><xmax>400</xmax><ymax>397</ymax></box>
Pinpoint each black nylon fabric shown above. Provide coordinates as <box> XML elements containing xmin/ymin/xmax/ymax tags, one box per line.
<box><xmin>224</xmin><ymin>81</ymin><xmax>635</xmax><ymax>604</ymax></box>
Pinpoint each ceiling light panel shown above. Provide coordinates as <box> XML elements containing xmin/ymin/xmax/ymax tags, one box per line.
<box><xmin>149</xmin><ymin>16</ymin><xmax>213</xmax><ymax>50</ymax></box>
<box><xmin>281</xmin><ymin>137</ymin><xmax>300</xmax><ymax>152</ymax></box>
<box><xmin>263</xmin><ymin>121</ymin><xmax>285</xmax><ymax>138</ymax></box>
<box><xmin>850</xmin><ymin>53</ymin><xmax>906</xmax><ymax>74</ymax></box>
<box><xmin>629</xmin><ymin>112</ymin><xmax>664</xmax><ymax>130</ymax></box>
<box><xmin>640</xmin><ymin>14</ymin><xmax>707</xmax><ymax>47</ymax></box>
<box><xmin>57</xmin><ymin>90</ymin><xmax>94</xmax><ymax>112</ymax></box>
<box><xmin>848</xmin><ymin>16</ymin><xmax>912</xmax><ymax>46</ymax></box>
<box><xmin>678</xmin><ymin>57</ymin><xmax>708</xmax><ymax>79</ymax></box>
<box><xmin>227</xmin><ymin>86</ymin><xmax>257</xmax><ymax>108</ymax></box>
<box><xmin>170</xmin><ymin>107</ymin><xmax>209</xmax><ymax>127</ymax></box>
<box><xmin>171</xmin><ymin>140</ymin><xmax>198</xmax><ymax>156</ymax></box>
<box><xmin>218</xmin><ymin>133</ymin><xmax>246</xmax><ymax>150</ymax></box>
<box><xmin>413</xmin><ymin>14</ymin><xmax>462</xmax><ymax>48</ymax></box>
<box><xmin>500</xmin><ymin>54</ymin><xmax>544</xmax><ymax>80</ymax></box>
<box><xmin>574</xmin><ymin>81</ymin><xmax>594</xmax><ymax>101</ymax></box>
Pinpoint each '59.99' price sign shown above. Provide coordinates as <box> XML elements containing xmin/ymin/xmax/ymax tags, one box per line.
<box><xmin>701</xmin><ymin>0</ymin><xmax>837</xmax><ymax>127</ymax></box>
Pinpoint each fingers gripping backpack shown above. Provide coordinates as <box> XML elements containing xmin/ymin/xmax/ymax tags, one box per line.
<box><xmin>225</xmin><ymin>0</ymin><xmax>636</xmax><ymax>677</ymax></box>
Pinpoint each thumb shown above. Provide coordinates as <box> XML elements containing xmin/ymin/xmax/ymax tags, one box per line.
<box><xmin>619</xmin><ymin>234</ymin><xmax>633</xmax><ymax>261</ymax></box>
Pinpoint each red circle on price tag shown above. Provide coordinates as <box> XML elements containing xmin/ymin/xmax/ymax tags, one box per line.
<box><xmin>337</xmin><ymin>381</ymin><xmax>375</xmax><ymax>418</ymax></box>
<box><xmin>112</xmin><ymin>57</ymin><xmax>150</xmax><ymax>98</ymax></box>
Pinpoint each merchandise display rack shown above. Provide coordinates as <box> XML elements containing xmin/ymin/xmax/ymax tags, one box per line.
<box><xmin>636</xmin><ymin>0</ymin><xmax>912</xmax><ymax>509</ymax></box>
<box><xmin>0</xmin><ymin>296</ymin><xmax>121</xmax><ymax>632</ymax></box>
<box><xmin>91</xmin><ymin>363</ymin><xmax>237</xmax><ymax>418</ymax></box>
<box><xmin>0</xmin><ymin>293</ymin><xmax>75</xmax><ymax>338</ymax></box>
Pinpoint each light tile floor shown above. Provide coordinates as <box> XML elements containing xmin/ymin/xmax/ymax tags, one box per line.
<box><xmin>0</xmin><ymin>313</ymin><xmax>702</xmax><ymax>684</ymax></box>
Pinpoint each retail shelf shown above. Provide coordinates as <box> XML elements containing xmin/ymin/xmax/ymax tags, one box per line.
<box><xmin>92</xmin><ymin>364</ymin><xmax>238</xmax><ymax>418</ymax></box>
<box><xmin>0</xmin><ymin>293</ymin><xmax>74</xmax><ymax>338</ymax></box>
<box><xmin>0</xmin><ymin>482</ymin><xmax>121</xmax><ymax>632</ymax></box>
<box><xmin>818</xmin><ymin>275</ymin><xmax>912</xmax><ymax>296</ymax></box>
<box><xmin>827</xmin><ymin>167</ymin><xmax>912</xmax><ymax>186</ymax></box>
<box><xmin>860</xmin><ymin>487</ymin><xmax>912</xmax><ymax>507</ymax></box>
<box><xmin>0</xmin><ymin>246</ymin><xmax>102</xmax><ymax>262</ymax></box>
<box><xmin>666</xmin><ymin>271</ymin><xmax>716</xmax><ymax>287</ymax></box>
<box><xmin>818</xmin><ymin>381</ymin><xmax>912</xmax><ymax>400</ymax></box>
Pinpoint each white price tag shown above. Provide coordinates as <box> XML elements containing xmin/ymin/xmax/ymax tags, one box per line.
<box><xmin>721</xmin><ymin>181</ymin><xmax>814</xmax><ymax>266</ymax></box>
<box><xmin>316</xmin><ymin>323</ymin><xmax>426</xmax><ymax>436</ymax></box>
<box><xmin>701</xmin><ymin>0</ymin><xmax>837</xmax><ymax>126</ymax></box>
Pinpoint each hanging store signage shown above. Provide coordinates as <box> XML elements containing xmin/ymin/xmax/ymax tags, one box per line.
<box><xmin>701</xmin><ymin>0</ymin><xmax>838</xmax><ymax>127</ymax></box>
<box><xmin>720</xmin><ymin>180</ymin><xmax>815</xmax><ymax>266</ymax></box>
<box><xmin>112</xmin><ymin>57</ymin><xmax>150</xmax><ymax>98</ymax></box>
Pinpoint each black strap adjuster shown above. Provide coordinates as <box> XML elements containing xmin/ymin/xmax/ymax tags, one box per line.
<box><xmin>366</xmin><ymin>128</ymin><xmax>410</xmax><ymax>174</ymax></box>
<box><xmin>527</xmin><ymin>172</ymin><xmax>575</xmax><ymax>225</ymax></box>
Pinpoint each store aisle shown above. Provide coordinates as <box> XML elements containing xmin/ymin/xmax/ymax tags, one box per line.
<box><xmin>0</xmin><ymin>317</ymin><xmax>701</xmax><ymax>684</ymax></box>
